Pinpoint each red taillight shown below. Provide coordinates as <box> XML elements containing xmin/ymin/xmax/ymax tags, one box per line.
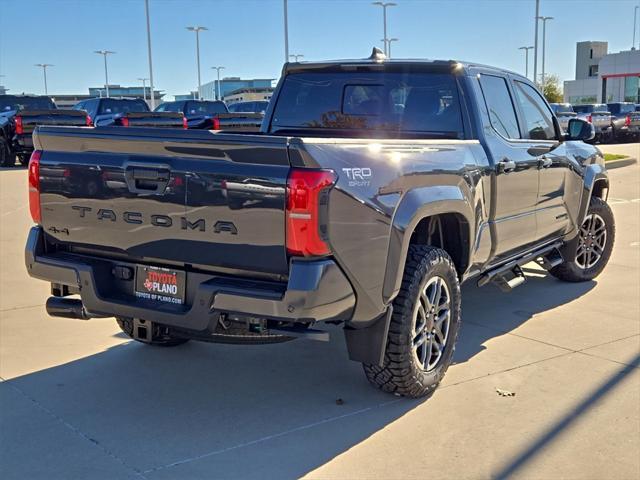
<box><xmin>211</xmin><ymin>117</ymin><xmax>220</xmax><ymax>130</ymax></box>
<box><xmin>121</xmin><ymin>117</ymin><xmax>130</xmax><ymax>127</ymax></box>
<box><xmin>182</xmin><ymin>115</ymin><xmax>188</xmax><ymax>129</ymax></box>
<box><xmin>286</xmin><ymin>169</ymin><xmax>336</xmax><ymax>256</ymax></box>
<box><xmin>86</xmin><ymin>115</ymin><xmax>93</xmax><ymax>126</ymax></box>
<box><xmin>625</xmin><ymin>115</ymin><xmax>631</xmax><ymax>126</ymax></box>
<box><xmin>15</xmin><ymin>116</ymin><xmax>23</xmax><ymax>134</ymax></box>
<box><xmin>28</xmin><ymin>150</ymin><xmax>41</xmax><ymax>224</ymax></box>
<box><xmin>586</xmin><ymin>114</ymin><xmax>592</xmax><ymax>123</ymax></box>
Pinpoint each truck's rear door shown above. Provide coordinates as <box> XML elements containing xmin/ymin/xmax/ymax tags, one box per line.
<box><xmin>34</xmin><ymin>127</ymin><xmax>291</xmax><ymax>276</ymax></box>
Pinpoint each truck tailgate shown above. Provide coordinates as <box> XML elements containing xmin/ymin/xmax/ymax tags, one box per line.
<box><xmin>17</xmin><ymin>109</ymin><xmax>88</xmax><ymax>135</ymax></box>
<box><xmin>34</xmin><ymin>126</ymin><xmax>290</xmax><ymax>275</ymax></box>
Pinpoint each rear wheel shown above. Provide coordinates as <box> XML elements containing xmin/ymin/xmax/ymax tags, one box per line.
<box><xmin>363</xmin><ymin>245</ymin><xmax>461</xmax><ymax>398</ymax></box>
<box><xmin>116</xmin><ymin>317</ymin><xmax>190</xmax><ymax>347</ymax></box>
<box><xmin>0</xmin><ymin>137</ymin><xmax>13</xmax><ymax>167</ymax></box>
<box><xmin>549</xmin><ymin>197</ymin><xmax>615</xmax><ymax>282</ymax></box>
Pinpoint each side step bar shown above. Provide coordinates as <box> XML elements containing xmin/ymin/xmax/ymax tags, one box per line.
<box><xmin>477</xmin><ymin>242</ymin><xmax>564</xmax><ymax>292</ymax></box>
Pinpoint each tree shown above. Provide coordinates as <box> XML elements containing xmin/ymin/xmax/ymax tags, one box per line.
<box><xmin>541</xmin><ymin>74</ymin><xmax>563</xmax><ymax>103</ymax></box>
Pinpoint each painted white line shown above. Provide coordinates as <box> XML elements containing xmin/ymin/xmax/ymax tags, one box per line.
<box><xmin>143</xmin><ymin>398</ymin><xmax>402</xmax><ymax>474</ymax></box>
<box><xmin>0</xmin><ymin>204</ymin><xmax>27</xmax><ymax>217</ymax></box>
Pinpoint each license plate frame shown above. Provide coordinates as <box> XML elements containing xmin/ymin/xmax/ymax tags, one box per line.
<box><xmin>135</xmin><ymin>265</ymin><xmax>186</xmax><ymax>305</ymax></box>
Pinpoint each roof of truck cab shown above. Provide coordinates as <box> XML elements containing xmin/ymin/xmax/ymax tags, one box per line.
<box><xmin>284</xmin><ymin>57</ymin><xmax>525</xmax><ymax>81</ymax></box>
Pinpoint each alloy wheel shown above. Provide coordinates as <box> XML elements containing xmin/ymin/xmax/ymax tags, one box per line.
<box><xmin>412</xmin><ymin>275</ymin><xmax>451</xmax><ymax>371</ymax></box>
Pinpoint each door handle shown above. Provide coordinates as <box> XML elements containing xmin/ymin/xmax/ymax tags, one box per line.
<box><xmin>539</xmin><ymin>156</ymin><xmax>553</xmax><ymax>169</ymax></box>
<box><xmin>498</xmin><ymin>159</ymin><xmax>516</xmax><ymax>173</ymax></box>
<box><xmin>124</xmin><ymin>165</ymin><xmax>171</xmax><ymax>194</ymax></box>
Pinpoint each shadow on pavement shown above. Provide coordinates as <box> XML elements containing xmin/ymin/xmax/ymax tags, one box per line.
<box><xmin>494</xmin><ymin>353</ymin><xmax>640</xmax><ymax>479</ymax></box>
<box><xmin>454</xmin><ymin>268</ymin><xmax>596</xmax><ymax>364</ymax></box>
<box><xmin>0</xmin><ymin>268</ymin><xmax>596</xmax><ymax>478</ymax></box>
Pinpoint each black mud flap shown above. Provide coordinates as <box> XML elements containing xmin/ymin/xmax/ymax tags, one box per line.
<box><xmin>343</xmin><ymin>306</ymin><xmax>392</xmax><ymax>366</ymax></box>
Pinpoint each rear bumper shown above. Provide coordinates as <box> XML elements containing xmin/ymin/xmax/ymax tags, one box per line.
<box><xmin>25</xmin><ymin>226</ymin><xmax>355</xmax><ymax>331</ymax></box>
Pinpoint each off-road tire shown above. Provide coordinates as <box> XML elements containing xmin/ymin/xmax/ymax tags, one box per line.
<box><xmin>116</xmin><ymin>317</ymin><xmax>190</xmax><ymax>347</ymax></box>
<box><xmin>550</xmin><ymin>197</ymin><xmax>615</xmax><ymax>282</ymax></box>
<box><xmin>0</xmin><ymin>137</ymin><xmax>13</xmax><ymax>167</ymax></box>
<box><xmin>363</xmin><ymin>245</ymin><xmax>462</xmax><ymax>398</ymax></box>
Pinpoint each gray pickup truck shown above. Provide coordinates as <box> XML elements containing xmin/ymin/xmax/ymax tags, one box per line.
<box><xmin>573</xmin><ymin>104</ymin><xmax>613</xmax><ymax>143</ymax></box>
<box><xmin>25</xmin><ymin>49</ymin><xmax>614</xmax><ymax>398</ymax></box>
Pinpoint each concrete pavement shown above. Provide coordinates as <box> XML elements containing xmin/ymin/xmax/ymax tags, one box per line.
<box><xmin>0</xmin><ymin>145</ymin><xmax>638</xmax><ymax>479</ymax></box>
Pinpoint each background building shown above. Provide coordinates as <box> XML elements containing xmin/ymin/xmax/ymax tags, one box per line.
<box><xmin>564</xmin><ymin>41</ymin><xmax>640</xmax><ymax>104</ymax></box>
<box><xmin>223</xmin><ymin>87</ymin><xmax>274</xmax><ymax>104</ymax></box>
<box><xmin>200</xmin><ymin>77</ymin><xmax>275</xmax><ymax>101</ymax></box>
<box><xmin>52</xmin><ymin>85</ymin><xmax>164</xmax><ymax>108</ymax></box>
<box><xmin>174</xmin><ymin>91</ymin><xmax>199</xmax><ymax>101</ymax></box>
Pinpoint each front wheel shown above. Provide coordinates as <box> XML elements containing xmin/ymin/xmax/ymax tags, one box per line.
<box><xmin>363</xmin><ymin>245</ymin><xmax>462</xmax><ymax>398</ymax></box>
<box><xmin>549</xmin><ymin>197</ymin><xmax>615</xmax><ymax>282</ymax></box>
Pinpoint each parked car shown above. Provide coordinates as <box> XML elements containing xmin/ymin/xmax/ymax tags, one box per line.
<box><xmin>606</xmin><ymin>102</ymin><xmax>639</xmax><ymax>142</ymax></box>
<box><xmin>155</xmin><ymin>99</ymin><xmax>264</xmax><ymax>131</ymax></box>
<box><xmin>73</xmin><ymin>98</ymin><xmax>185</xmax><ymax>128</ymax></box>
<box><xmin>572</xmin><ymin>104</ymin><xmax>612</xmax><ymax>143</ymax></box>
<box><xmin>549</xmin><ymin>103</ymin><xmax>577</xmax><ymax>133</ymax></box>
<box><xmin>25</xmin><ymin>48</ymin><xmax>613</xmax><ymax>399</ymax></box>
<box><xmin>0</xmin><ymin>95</ymin><xmax>89</xmax><ymax>167</ymax></box>
<box><xmin>227</xmin><ymin>100</ymin><xmax>270</xmax><ymax>114</ymax></box>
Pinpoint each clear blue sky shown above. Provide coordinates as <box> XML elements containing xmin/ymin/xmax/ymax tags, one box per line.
<box><xmin>0</xmin><ymin>0</ymin><xmax>638</xmax><ymax>100</ymax></box>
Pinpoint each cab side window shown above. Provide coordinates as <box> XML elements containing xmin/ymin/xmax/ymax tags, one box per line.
<box><xmin>513</xmin><ymin>81</ymin><xmax>556</xmax><ymax>141</ymax></box>
<box><xmin>478</xmin><ymin>75</ymin><xmax>521</xmax><ymax>140</ymax></box>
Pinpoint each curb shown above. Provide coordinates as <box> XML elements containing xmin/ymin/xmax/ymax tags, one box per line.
<box><xmin>606</xmin><ymin>157</ymin><xmax>637</xmax><ymax>170</ymax></box>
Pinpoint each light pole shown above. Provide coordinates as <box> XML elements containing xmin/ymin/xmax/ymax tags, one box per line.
<box><xmin>211</xmin><ymin>66</ymin><xmax>225</xmax><ymax>100</ymax></box>
<box><xmin>633</xmin><ymin>6</ymin><xmax>639</xmax><ymax>50</ymax></box>
<box><xmin>537</xmin><ymin>16</ymin><xmax>553</xmax><ymax>86</ymax></box>
<box><xmin>138</xmin><ymin>77</ymin><xmax>149</xmax><ymax>103</ymax></box>
<box><xmin>386</xmin><ymin>38</ymin><xmax>398</xmax><ymax>58</ymax></box>
<box><xmin>94</xmin><ymin>50</ymin><xmax>115</xmax><ymax>97</ymax></box>
<box><xmin>284</xmin><ymin>0</ymin><xmax>289</xmax><ymax>63</ymax></box>
<box><xmin>518</xmin><ymin>46</ymin><xmax>534</xmax><ymax>79</ymax></box>
<box><xmin>144</xmin><ymin>0</ymin><xmax>156</xmax><ymax>109</ymax></box>
<box><xmin>186</xmin><ymin>26</ymin><xmax>207</xmax><ymax>99</ymax></box>
<box><xmin>289</xmin><ymin>54</ymin><xmax>304</xmax><ymax>62</ymax></box>
<box><xmin>372</xmin><ymin>2</ymin><xmax>396</xmax><ymax>56</ymax></box>
<box><xmin>533</xmin><ymin>0</ymin><xmax>540</xmax><ymax>86</ymax></box>
<box><xmin>34</xmin><ymin>64</ymin><xmax>53</xmax><ymax>96</ymax></box>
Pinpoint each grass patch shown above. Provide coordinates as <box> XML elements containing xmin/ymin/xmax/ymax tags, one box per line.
<box><xmin>604</xmin><ymin>153</ymin><xmax>628</xmax><ymax>162</ymax></box>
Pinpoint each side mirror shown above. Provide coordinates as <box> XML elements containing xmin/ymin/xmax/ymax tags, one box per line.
<box><xmin>566</xmin><ymin>118</ymin><xmax>595</xmax><ymax>142</ymax></box>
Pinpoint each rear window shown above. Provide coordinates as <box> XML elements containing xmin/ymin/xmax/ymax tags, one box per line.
<box><xmin>185</xmin><ymin>101</ymin><xmax>228</xmax><ymax>115</ymax></box>
<box><xmin>608</xmin><ymin>103</ymin><xmax>635</xmax><ymax>114</ymax></box>
<box><xmin>271</xmin><ymin>71</ymin><xmax>464</xmax><ymax>138</ymax></box>
<box><xmin>551</xmin><ymin>103</ymin><xmax>574</xmax><ymax>114</ymax></box>
<box><xmin>229</xmin><ymin>102</ymin><xmax>262</xmax><ymax>113</ymax></box>
<box><xmin>98</xmin><ymin>99</ymin><xmax>149</xmax><ymax>115</ymax></box>
<box><xmin>0</xmin><ymin>96</ymin><xmax>55</xmax><ymax>112</ymax></box>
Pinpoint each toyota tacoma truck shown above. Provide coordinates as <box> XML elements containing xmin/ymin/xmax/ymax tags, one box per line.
<box><xmin>72</xmin><ymin>98</ymin><xmax>186</xmax><ymax>128</ymax></box>
<box><xmin>25</xmin><ymin>49</ymin><xmax>614</xmax><ymax>398</ymax></box>
<box><xmin>0</xmin><ymin>95</ymin><xmax>90</xmax><ymax>167</ymax></box>
<box><xmin>155</xmin><ymin>99</ymin><xmax>264</xmax><ymax>131</ymax></box>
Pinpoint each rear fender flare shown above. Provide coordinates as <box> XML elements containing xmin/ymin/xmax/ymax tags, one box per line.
<box><xmin>382</xmin><ymin>186</ymin><xmax>473</xmax><ymax>303</ymax></box>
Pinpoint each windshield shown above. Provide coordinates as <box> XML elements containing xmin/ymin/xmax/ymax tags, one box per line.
<box><xmin>271</xmin><ymin>71</ymin><xmax>464</xmax><ymax>138</ymax></box>
<box><xmin>185</xmin><ymin>101</ymin><xmax>228</xmax><ymax>115</ymax></box>
<box><xmin>98</xmin><ymin>99</ymin><xmax>149</xmax><ymax>115</ymax></box>
<box><xmin>0</xmin><ymin>96</ymin><xmax>55</xmax><ymax>112</ymax></box>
